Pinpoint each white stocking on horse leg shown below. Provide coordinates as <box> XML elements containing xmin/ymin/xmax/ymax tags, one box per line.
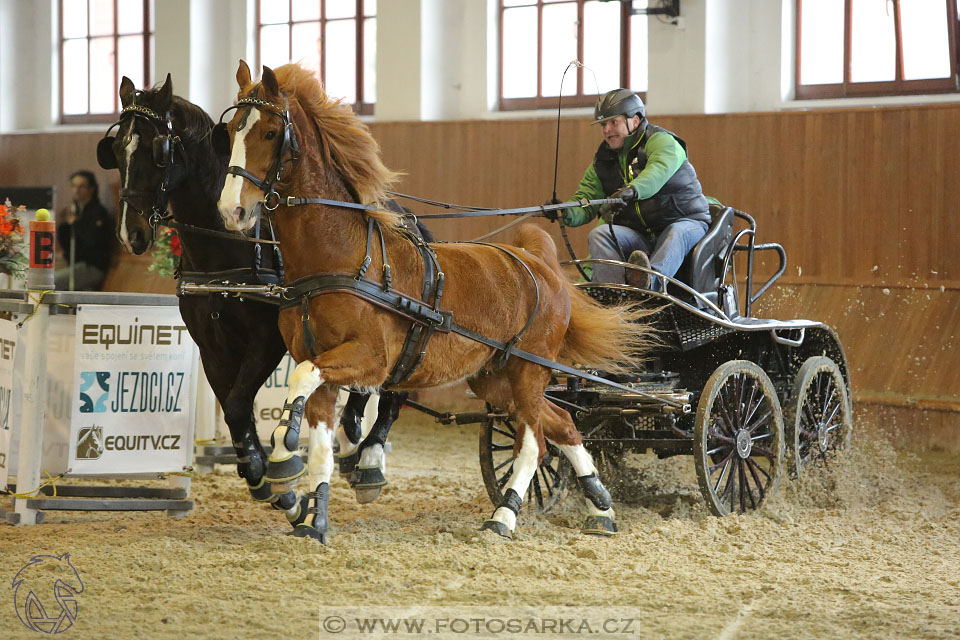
<box><xmin>265</xmin><ymin>361</ymin><xmax>323</xmax><ymax>487</ymax></box>
<box><xmin>554</xmin><ymin>441</ymin><xmax>617</xmax><ymax>534</ymax></box>
<box><xmin>484</xmin><ymin>426</ymin><xmax>539</xmax><ymax>535</ymax></box>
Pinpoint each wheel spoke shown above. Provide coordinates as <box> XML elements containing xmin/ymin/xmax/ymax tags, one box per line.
<box><xmin>496</xmin><ymin>466</ymin><xmax>513</xmax><ymax>490</ymax></box>
<box><xmin>490</xmin><ymin>443</ymin><xmax>513</xmax><ymax>452</ymax></box>
<box><xmin>491</xmin><ymin>425</ymin><xmax>515</xmax><ymax>439</ymax></box>
<box><xmin>713</xmin><ymin>457</ymin><xmax>733</xmax><ymax>494</ymax></box>
<box><xmin>746</xmin><ymin>455</ymin><xmax>772</xmax><ymax>481</ymax></box>
<box><xmin>742</xmin><ymin>378</ymin><xmax>763</xmax><ymax>427</ymax></box>
<box><xmin>531</xmin><ymin>472</ymin><xmax>544</xmax><ymax>510</ymax></box>
<box><xmin>494</xmin><ymin>457</ymin><xmax>514</xmax><ymax>473</ymax></box>
<box><xmin>744</xmin><ymin>457</ymin><xmax>764</xmax><ymax>505</ymax></box>
<box><xmin>750</xmin><ymin>432</ymin><xmax>773</xmax><ymax>442</ymax></box>
<box><xmin>750</xmin><ymin>445</ymin><xmax>777</xmax><ymax>460</ymax></box>
<box><xmin>738</xmin><ymin>459</ymin><xmax>749</xmax><ymax>513</ymax></box>
<box><xmin>540</xmin><ymin>466</ymin><xmax>554</xmax><ymax>497</ymax></box>
<box><xmin>745</xmin><ymin>407</ymin><xmax>773</xmax><ymax>433</ymax></box>
<box><xmin>709</xmin><ymin>448</ymin><xmax>735</xmax><ymax>474</ymax></box>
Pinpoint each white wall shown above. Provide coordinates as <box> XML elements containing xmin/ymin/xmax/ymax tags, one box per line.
<box><xmin>1</xmin><ymin>0</ymin><xmax>959</xmax><ymax>133</ymax></box>
<box><xmin>0</xmin><ymin>0</ymin><xmax>55</xmax><ymax>131</ymax></box>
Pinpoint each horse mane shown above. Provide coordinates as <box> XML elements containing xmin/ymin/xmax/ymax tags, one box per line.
<box><xmin>255</xmin><ymin>64</ymin><xmax>403</xmax><ymax>229</ymax></box>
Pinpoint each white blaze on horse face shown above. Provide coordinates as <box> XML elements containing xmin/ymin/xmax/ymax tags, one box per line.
<box><xmin>218</xmin><ymin>108</ymin><xmax>260</xmax><ymax>230</ymax></box>
<box><xmin>489</xmin><ymin>426</ymin><xmax>539</xmax><ymax>531</ymax></box>
<box><xmin>118</xmin><ymin>132</ymin><xmax>140</xmax><ymax>252</ymax></box>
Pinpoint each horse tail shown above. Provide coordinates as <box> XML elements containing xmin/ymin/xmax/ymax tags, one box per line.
<box><xmin>513</xmin><ymin>224</ymin><xmax>655</xmax><ymax>374</ymax></box>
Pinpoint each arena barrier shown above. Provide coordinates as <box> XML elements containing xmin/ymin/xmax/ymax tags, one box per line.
<box><xmin>0</xmin><ymin>290</ymin><xmax>213</xmax><ymax>525</ymax></box>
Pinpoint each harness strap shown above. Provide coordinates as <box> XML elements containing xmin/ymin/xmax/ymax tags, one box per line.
<box><xmin>278</xmin><ymin>271</ymin><xmax>686</xmax><ymax>409</ymax></box>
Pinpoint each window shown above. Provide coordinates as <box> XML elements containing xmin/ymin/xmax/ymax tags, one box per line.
<box><xmin>499</xmin><ymin>0</ymin><xmax>648</xmax><ymax>110</ymax></box>
<box><xmin>796</xmin><ymin>0</ymin><xmax>959</xmax><ymax>99</ymax></box>
<box><xmin>257</xmin><ymin>0</ymin><xmax>376</xmax><ymax>115</ymax></box>
<box><xmin>60</xmin><ymin>0</ymin><xmax>154</xmax><ymax>123</ymax></box>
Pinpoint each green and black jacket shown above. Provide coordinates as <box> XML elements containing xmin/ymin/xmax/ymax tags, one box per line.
<box><xmin>564</xmin><ymin>123</ymin><xmax>709</xmax><ymax>235</ymax></box>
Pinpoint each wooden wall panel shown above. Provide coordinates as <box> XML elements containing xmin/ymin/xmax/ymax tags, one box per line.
<box><xmin>2</xmin><ymin>105</ymin><xmax>958</xmax><ymax>434</ymax></box>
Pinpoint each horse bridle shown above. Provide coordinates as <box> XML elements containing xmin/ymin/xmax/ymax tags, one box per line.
<box><xmin>212</xmin><ymin>93</ymin><xmax>300</xmax><ymax>211</ymax></box>
<box><xmin>97</xmin><ymin>101</ymin><xmax>184</xmax><ymax>230</ymax></box>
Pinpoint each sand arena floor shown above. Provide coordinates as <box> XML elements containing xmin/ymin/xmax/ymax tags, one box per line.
<box><xmin>1</xmin><ymin>412</ymin><xmax>958</xmax><ymax>639</ymax></box>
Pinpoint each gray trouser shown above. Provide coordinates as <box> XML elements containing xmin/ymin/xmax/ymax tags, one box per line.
<box><xmin>54</xmin><ymin>263</ymin><xmax>106</xmax><ymax>291</ymax></box>
<box><xmin>587</xmin><ymin>219</ymin><xmax>708</xmax><ymax>285</ymax></box>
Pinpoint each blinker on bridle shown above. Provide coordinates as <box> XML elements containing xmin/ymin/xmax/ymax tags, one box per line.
<box><xmin>212</xmin><ymin>93</ymin><xmax>301</xmax><ymax>211</ymax></box>
<box><xmin>97</xmin><ymin>100</ymin><xmax>183</xmax><ymax>229</ymax></box>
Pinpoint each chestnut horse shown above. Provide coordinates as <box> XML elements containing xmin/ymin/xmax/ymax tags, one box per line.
<box><xmin>216</xmin><ymin>61</ymin><xmax>652</xmax><ymax>542</ymax></box>
<box><xmin>97</xmin><ymin>75</ymin><xmax>396</xmax><ymax>528</ymax></box>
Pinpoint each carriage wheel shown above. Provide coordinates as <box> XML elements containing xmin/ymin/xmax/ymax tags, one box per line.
<box><xmin>479</xmin><ymin>410</ymin><xmax>570</xmax><ymax>514</ymax></box>
<box><xmin>694</xmin><ymin>360</ymin><xmax>784</xmax><ymax>516</ymax></box>
<box><xmin>786</xmin><ymin>356</ymin><xmax>852</xmax><ymax>475</ymax></box>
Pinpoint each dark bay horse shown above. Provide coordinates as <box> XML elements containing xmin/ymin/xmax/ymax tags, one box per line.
<box><xmin>97</xmin><ymin>75</ymin><xmax>398</xmax><ymax>528</ymax></box>
<box><xmin>216</xmin><ymin>61</ymin><xmax>653</xmax><ymax>542</ymax></box>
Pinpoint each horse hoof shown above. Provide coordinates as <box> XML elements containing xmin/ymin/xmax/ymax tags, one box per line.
<box><xmin>290</xmin><ymin>524</ymin><xmax>328</xmax><ymax>544</ymax></box>
<box><xmin>265</xmin><ymin>455</ymin><xmax>305</xmax><ymax>486</ymax></box>
<box><xmin>355</xmin><ymin>487</ymin><xmax>383</xmax><ymax>504</ymax></box>
<box><xmin>582</xmin><ymin>515</ymin><xmax>617</xmax><ymax>537</ymax></box>
<box><xmin>350</xmin><ymin>466</ymin><xmax>387</xmax><ymax>490</ymax></box>
<box><xmin>480</xmin><ymin>519</ymin><xmax>512</xmax><ymax>539</ymax></box>
<box><xmin>336</xmin><ymin>450</ymin><xmax>360</xmax><ymax>477</ymax></box>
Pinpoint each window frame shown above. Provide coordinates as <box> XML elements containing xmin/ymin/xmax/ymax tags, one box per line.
<box><xmin>498</xmin><ymin>0</ymin><xmax>646</xmax><ymax>111</ymax></box>
<box><xmin>255</xmin><ymin>0</ymin><xmax>374</xmax><ymax>115</ymax></box>
<box><xmin>59</xmin><ymin>0</ymin><xmax>153</xmax><ymax>124</ymax></box>
<box><xmin>795</xmin><ymin>0</ymin><xmax>960</xmax><ymax>100</ymax></box>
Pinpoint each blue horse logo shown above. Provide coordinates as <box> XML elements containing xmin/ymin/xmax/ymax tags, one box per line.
<box><xmin>11</xmin><ymin>553</ymin><xmax>84</xmax><ymax>634</ymax></box>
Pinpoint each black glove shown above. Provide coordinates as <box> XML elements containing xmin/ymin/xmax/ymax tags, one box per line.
<box><xmin>542</xmin><ymin>197</ymin><xmax>562</xmax><ymax>222</ymax></box>
<box><xmin>599</xmin><ymin>185</ymin><xmax>637</xmax><ymax>223</ymax></box>
<box><xmin>612</xmin><ymin>184</ymin><xmax>637</xmax><ymax>205</ymax></box>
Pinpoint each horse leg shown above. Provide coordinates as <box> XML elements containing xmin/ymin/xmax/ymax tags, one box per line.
<box><xmin>541</xmin><ymin>400</ymin><xmax>617</xmax><ymax>536</ymax></box>
<box><xmin>288</xmin><ymin>385</ymin><xmax>339</xmax><ymax>542</ymax></box>
<box><xmin>476</xmin><ymin>364</ymin><xmax>549</xmax><ymax>538</ymax></box>
<box><xmin>264</xmin><ymin>360</ymin><xmax>325</xmax><ymax>488</ymax></box>
<box><xmin>333</xmin><ymin>390</ymin><xmax>379</xmax><ymax>480</ymax></box>
<box><xmin>350</xmin><ymin>391</ymin><xmax>404</xmax><ymax>503</ymax></box>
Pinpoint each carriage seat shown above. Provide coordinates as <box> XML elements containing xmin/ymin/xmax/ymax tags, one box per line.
<box><xmin>670</xmin><ymin>204</ymin><xmax>734</xmax><ymax>303</ymax></box>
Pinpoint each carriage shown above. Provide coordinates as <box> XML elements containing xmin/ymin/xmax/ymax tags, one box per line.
<box><xmin>473</xmin><ymin>203</ymin><xmax>853</xmax><ymax>518</ymax></box>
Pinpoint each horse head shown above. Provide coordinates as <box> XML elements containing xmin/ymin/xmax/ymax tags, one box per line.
<box><xmin>216</xmin><ymin>61</ymin><xmax>300</xmax><ymax>232</ymax></box>
<box><xmin>216</xmin><ymin>60</ymin><xmax>399</xmax><ymax>234</ymax></box>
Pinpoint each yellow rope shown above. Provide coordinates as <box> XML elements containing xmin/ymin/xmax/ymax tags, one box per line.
<box><xmin>16</xmin><ymin>290</ymin><xmax>71</xmax><ymax>328</ymax></box>
<box><xmin>6</xmin><ymin>470</ymin><xmax>63</xmax><ymax>499</ymax></box>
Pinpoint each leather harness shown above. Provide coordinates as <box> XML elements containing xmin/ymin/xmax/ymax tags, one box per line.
<box><xmin>220</xmin><ymin>89</ymin><xmax>690</xmax><ymax>408</ymax></box>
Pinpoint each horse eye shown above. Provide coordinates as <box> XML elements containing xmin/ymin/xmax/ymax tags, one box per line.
<box><xmin>265</xmin><ymin>130</ymin><xmax>277</xmax><ymax>140</ymax></box>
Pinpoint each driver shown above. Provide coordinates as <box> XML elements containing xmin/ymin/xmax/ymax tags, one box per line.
<box><xmin>547</xmin><ymin>89</ymin><xmax>709</xmax><ymax>290</ymax></box>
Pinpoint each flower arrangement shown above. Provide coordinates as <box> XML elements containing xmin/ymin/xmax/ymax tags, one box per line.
<box><xmin>0</xmin><ymin>199</ymin><xmax>28</xmax><ymax>279</ymax></box>
<box><xmin>148</xmin><ymin>228</ymin><xmax>181</xmax><ymax>278</ymax></box>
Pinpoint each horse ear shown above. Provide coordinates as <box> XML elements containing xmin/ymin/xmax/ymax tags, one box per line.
<box><xmin>119</xmin><ymin>76</ymin><xmax>136</xmax><ymax>107</ymax></box>
<box><xmin>157</xmin><ymin>73</ymin><xmax>173</xmax><ymax>109</ymax></box>
<box><xmin>262</xmin><ymin>66</ymin><xmax>280</xmax><ymax>98</ymax></box>
<box><xmin>236</xmin><ymin>59</ymin><xmax>251</xmax><ymax>88</ymax></box>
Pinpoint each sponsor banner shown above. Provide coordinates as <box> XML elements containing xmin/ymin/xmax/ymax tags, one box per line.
<box><xmin>0</xmin><ymin>317</ymin><xmax>12</xmax><ymax>489</ymax></box>
<box><xmin>67</xmin><ymin>305</ymin><xmax>198</xmax><ymax>475</ymax></box>
<box><xmin>253</xmin><ymin>352</ymin><xmax>297</xmax><ymax>443</ymax></box>
<box><xmin>8</xmin><ymin>315</ymin><xmax>74</xmax><ymax>477</ymax></box>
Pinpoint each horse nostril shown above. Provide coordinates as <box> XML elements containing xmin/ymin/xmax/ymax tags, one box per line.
<box><xmin>234</xmin><ymin>206</ymin><xmax>245</xmax><ymax>221</ymax></box>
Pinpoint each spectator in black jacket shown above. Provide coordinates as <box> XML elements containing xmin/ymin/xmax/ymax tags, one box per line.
<box><xmin>55</xmin><ymin>170</ymin><xmax>114</xmax><ymax>291</ymax></box>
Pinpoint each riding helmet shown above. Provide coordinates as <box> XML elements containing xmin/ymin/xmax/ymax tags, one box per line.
<box><xmin>593</xmin><ymin>89</ymin><xmax>645</xmax><ymax>125</ymax></box>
